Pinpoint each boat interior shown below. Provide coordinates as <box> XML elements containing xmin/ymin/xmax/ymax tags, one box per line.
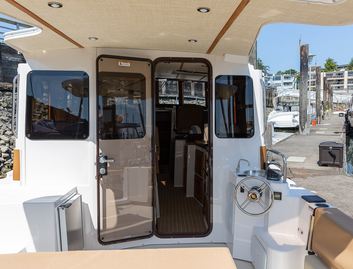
<box><xmin>154</xmin><ymin>60</ymin><xmax>211</xmax><ymax>236</ymax></box>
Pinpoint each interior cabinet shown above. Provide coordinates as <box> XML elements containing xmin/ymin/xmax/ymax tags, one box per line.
<box><xmin>186</xmin><ymin>144</ymin><xmax>209</xmax><ymax>206</ymax></box>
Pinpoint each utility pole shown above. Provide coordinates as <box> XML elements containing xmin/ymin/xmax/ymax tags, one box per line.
<box><xmin>315</xmin><ymin>66</ymin><xmax>321</xmax><ymax>123</ymax></box>
<box><xmin>299</xmin><ymin>44</ymin><xmax>309</xmax><ymax>134</ymax></box>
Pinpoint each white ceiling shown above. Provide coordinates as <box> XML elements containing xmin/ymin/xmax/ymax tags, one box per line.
<box><xmin>1</xmin><ymin>0</ymin><xmax>353</xmax><ymax>55</ymax></box>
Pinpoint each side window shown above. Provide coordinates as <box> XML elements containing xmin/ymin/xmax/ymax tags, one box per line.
<box><xmin>26</xmin><ymin>71</ymin><xmax>89</xmax><ymax>139</ymax></box>
<box><xmin>215</xmin><ymin>75</ymin><xmax>254</xmax><ymax>138</ymax></box>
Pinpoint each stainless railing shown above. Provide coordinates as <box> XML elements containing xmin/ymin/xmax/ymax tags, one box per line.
<box><xmin>266</xmin><ymin>149</ymin><xmax>288</xmax><ymax>183</ymax></box>
<box><xmin>12</xmin><ymin>74</ymin><xmax>19</xmax><ymax>137</ymax></box>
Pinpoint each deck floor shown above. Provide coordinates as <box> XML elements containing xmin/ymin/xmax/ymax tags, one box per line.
<box><xmin>157</xmin><ymin>184</ymin><xmax>208</xmax><ymax>235</ymax></box>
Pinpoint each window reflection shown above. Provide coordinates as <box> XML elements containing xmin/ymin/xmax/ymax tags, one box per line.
<box><xmin>98</xmin><ymin>72</ymin><xmax>146</xmax><ymax>139</ymax></box>
<box><xmin>215</xmin><ymin>75</ymin><xmax>254</xmax><ymax>138</ymax></box>
<box><xmin>26</xmin><ymin>71</ymin><xmax>89</xmax><ymax>139</ymax></box>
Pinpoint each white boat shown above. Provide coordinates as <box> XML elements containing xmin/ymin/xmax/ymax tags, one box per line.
<box><xmin>0</xmin><ymin>1</ymin><xmax>352</xmax><ymax>269</ymax></box>
<box><xmin>268</xmin><ymin>110</ymin><xmax>299</xmax><ymax>128</ymax></box>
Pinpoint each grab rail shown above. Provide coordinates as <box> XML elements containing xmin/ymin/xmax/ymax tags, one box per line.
<box><xmin>266</xmin><ymin>149</ymin><xmax>287</xmax><ymax>183</ymax></box>
<box><xmin>12</xmin><ymin>74</ymin><xmax>19</xmax><ymax>137</ymax></box>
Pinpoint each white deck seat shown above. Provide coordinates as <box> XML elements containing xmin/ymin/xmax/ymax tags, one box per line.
<box><xmin>252</xmin><ymin>227</ymin><xmax>306</xmax><ymax>269</ymax></box>
<box><xmin>304</xmin><ymin>255</ymin><xmax>329</xmax><ymax>269</ymax></box>
<box><xmin>0</xmin><ymin>247</ymin><xmax>237</xmax><ymax>269</ymax></box>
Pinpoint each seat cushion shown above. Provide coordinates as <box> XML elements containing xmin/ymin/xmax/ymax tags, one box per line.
<box><xmin>0</xmin><ymin>247</ymin><xmax>237</xmax><ymax>269</ymax></box>
<box><xmin>312</xmin><ymin>208</ymin><xmax>353</xmax><ymax>269</ymax></box>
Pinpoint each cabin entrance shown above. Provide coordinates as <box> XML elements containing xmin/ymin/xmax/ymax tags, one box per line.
<box><xmin>97</xmin><ymin>56</ymin><xmax>211</xmax><ymax>244</ymax></box>
<box><xmin>154</xmin><ymin>59</ymin><xmax>211</xmax><ymax>236</ymax></box>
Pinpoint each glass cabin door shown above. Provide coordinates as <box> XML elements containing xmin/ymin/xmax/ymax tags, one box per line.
<box><xmin>97</xmin><ymin>56</ymin><xmax>153</xmax><ymax>243</ymax></box>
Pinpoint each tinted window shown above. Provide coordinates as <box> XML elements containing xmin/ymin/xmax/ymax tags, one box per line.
<box><xmin>157</xmin><ymin>79</ymin><xmax>206</xmax><ymax>106</ymax></box>
<box><xmin>183</xmin><ymin>81</ymin><xmax>206</xmax><ymax>106</ymax></box>
<box><xmin>157</xmin><ymin>79</ymin><xmax>179</xmax><ymax>105</ymax></box>
<box><xmin>26</xmin><ymin>71</ymin><xmax>89</xmax><ymax>139</ymax></box>
<box><xmin>98</xmin><ymin>72</ymin><xmax>146</xmax><ymax>139</ymax></box>
<box><xmin>215</xmin><ymin>75</ymin><xmax>254</xmax><ymax>138</ymax></box>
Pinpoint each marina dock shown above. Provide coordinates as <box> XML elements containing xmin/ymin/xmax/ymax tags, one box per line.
<box><xmin>272</xmin><ymin>114</ymin><xmax>353</xmax><ymax>218</ymax></box>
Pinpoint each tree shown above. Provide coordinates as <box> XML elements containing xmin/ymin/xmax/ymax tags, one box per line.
<box><xmin>348</xmin><ymin>58</ymin><xmax>353</xmax><ymax>71</ymax></box>
<box><xmin>256</xmin><ymin>58</ymin><xmax>270</xmax><ymax>75</ymax></box>
<box><xmin>275</xmin><ymin>69</ymin><xmax>298</xmax><ymax>75</ymax></box>
<box><xmin>324</xmin><ymin>58</ymin><xmax>337</xmax><ymax>72</ymax></box>
<box><xmin>283</xmin><ymin>69</ymin><xmax>298</xmax><ymax>75</ymax></box>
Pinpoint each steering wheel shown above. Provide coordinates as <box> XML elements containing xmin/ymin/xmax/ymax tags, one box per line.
<box><xmin>234</xmin><ymin>176</ymin><xmax>274</xmax><ymax>216</ymax></box>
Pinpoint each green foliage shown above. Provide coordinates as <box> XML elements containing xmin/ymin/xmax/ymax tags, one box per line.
<box><xmin>283</xmin><ymin>69</ymin><xmax>298</xmax><ymax>75</ymax></box>
<box><xmin>275</xmin><ymin>69</ymin><xmax>298</xmax><ymax>75</ymax></box>
<box><xmin>348</xmin><ymin>58</ymin><xmax>353</xmax><ymax>71</ymax></box>
<box><xmin>256</xmin><ymin>58</ymin><xmax>270</xmax><ymax>75</ymax></box>
<box><xmin>324</xmin><ymin>58</ymin><xmax>337</xmax><ymax>72</ymax></box>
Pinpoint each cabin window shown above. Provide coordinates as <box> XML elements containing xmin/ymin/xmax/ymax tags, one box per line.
<box><xmin>157</xmin><ymin>79</ymin><xmax>206</xmax><ymax>106</ymax></box>
<box><xmin>26</xmin><ymin>71</ymin><xmax>89</xmax><ymax>139</ymax></box>
<box><xmin>98</xmin><ymin>72</ymin><xmax>146</xmax><ymax>139</ymax></box>
<box><xmin>215</xmin><ymin>75</ymin><xmax>254</xmax><ymax>138</ymax></box>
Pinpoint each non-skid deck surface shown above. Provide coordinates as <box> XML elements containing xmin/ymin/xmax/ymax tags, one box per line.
<box><xmin>157</xmin><ymin>185</ymin><xmax>208</xmax><ymax>235</ymax></box>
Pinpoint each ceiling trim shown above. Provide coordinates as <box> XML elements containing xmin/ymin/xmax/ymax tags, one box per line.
<box><xmin>207</xmin><ymin>0</ymin><xmax>250</xmax><ymax>54</ymax></box>
<box><xmin>4</xmin><ymin>0</ymin><xmax>84</xmax><ymax>48</ymax></box>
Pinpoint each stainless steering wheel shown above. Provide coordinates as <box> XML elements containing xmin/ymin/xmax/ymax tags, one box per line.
<box><xmin>234</xmin><ymin>176</ymin><xmax>274</xmax><ymax>216</ymax></box>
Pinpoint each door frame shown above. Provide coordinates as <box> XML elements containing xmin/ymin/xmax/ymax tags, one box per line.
<box><xmin>152</xmin><ymin>57</ymin><xmax>213</xmax><ymax>238</ymax></box>
<box><xmin>95</xmin><ymin>55</ymin><xmax>213</xmax><ymax>245</ymax></box>
<box><xmin>95</xmin><ymin>54</ymin><xmax>154</xmax><ymax>245</ymax></box>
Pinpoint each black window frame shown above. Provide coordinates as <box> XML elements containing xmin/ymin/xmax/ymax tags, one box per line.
<box><xmin>25</xmin><ymin>70</ymin><xmax>90</xmax><ymax>140</ymax></box>
<box><xmin>215</xmin><ymin>75</ymin><xmax>255</xmax><ymax>139</ymax></box>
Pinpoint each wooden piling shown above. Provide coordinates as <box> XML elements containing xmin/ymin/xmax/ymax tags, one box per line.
<box><xmin>299</xmin><ymin>44</ymin><xmax>309</xmax><ymax>134</ymax></box>
<box><xmin>315</xmin><ymin>66</ymin><xmax>321</xmax><ymax>123</ymax></box>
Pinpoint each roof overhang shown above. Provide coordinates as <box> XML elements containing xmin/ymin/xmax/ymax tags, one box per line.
<box><xmin>1</xmin><ymin>0</ymin><xmax>353</xmax><ymax>55</ymax></box>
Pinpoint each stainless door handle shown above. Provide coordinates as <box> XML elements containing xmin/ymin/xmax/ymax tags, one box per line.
<box><xmin>99</xmin><ymin>157</ymin><xmax>115</xmax><ymax>164</ymax></box>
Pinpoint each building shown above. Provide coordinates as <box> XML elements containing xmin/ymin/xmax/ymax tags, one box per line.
<box><xmin>0</xmin><ymin>43</ymin><xmax>25</xmax><ymax>85</ymax></box>
<box><xmin>308</xmin><ymin>66</ymin><xmax>353</xmax><ymax>108</ymax></box>
<box><xmin>309</xmin><ymin>66</ymin><xmax>353</xmax><ymax>93</ymax></box>
<box><xmin>265</xmin><ymin>73</ymin><xmax>297</xmax><ymax>92</ymax></box>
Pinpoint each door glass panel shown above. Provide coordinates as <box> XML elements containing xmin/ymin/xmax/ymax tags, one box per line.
<box><xmin>97</xmin><ymin>57</ymin><xmax>152</xmax><ymax>243</ymax></box>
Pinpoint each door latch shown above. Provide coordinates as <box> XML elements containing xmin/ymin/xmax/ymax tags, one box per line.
<box><xmin>98</xmin><ymin>155</ymin><xmax>114</xmax><ymax>176</ymax></box>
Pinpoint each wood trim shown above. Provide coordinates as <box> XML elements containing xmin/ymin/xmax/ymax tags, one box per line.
<box><xmin>4</xmin><ymin>0</ymin><xmax>84</xmax><ymax>48</ymax></box>
<box><xmin>207</xmin><ymin>0</ymin><xmax>250</xmax><ymax>54</ymax></box>
<box><xmin>260</xmin><ymin>145</ymin><xmax>267</xmax><ymax>169</ymax></box>
<box><xmin>13</xmin><ymin>149</ymin><xmax>20</xmax><ymax>181</ymax></box>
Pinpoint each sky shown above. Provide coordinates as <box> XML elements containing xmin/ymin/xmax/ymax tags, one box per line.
<box><xmin>257</xmin><ymin>23</ymin><xmax>353</xmax><ymax>74</ymax></box>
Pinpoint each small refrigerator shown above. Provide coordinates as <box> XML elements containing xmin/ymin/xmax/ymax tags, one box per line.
<box><xmin>23</xmin><ymin>188</ymin><xmax>84</xmax><ymax>251</ymax></box>
<box><xmin>57</xmin><ymin>189</ymin><xmax>84</xmax><ymax>251</ymax></box>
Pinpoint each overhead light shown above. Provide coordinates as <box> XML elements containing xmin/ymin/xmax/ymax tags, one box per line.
<box><xmin>48</xmin><ymin>2</ymin><xmax>63</xmax><ymax>8</ymax></box>
<box><xmin>188</xmin><ymin>39</ymin><xmax>198</xmax><ymax>43</ymax></box>
<box><xmin>197</xmin><ymin>7</ymin><xmax>210</xmax><ymax>13</ymax></box>
<box><xmin>88</xmin><ymin>36</ymin><xmax>98</xmax><ymax>41</ymax></box>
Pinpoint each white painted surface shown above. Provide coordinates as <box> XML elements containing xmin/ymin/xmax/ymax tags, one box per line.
<box><xmin>0</xmin><ymin>47</ymin><xmax>318</xmax><ymax>269</ymax></box>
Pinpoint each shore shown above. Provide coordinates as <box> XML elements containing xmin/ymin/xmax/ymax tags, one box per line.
<box><xmin>272</xmin><ymin>114</ymin><xmax>353</xmax><ymax>218</ymax></box>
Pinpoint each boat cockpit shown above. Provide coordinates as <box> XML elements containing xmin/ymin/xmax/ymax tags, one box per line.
<box><xmin>1</xmin><ymin>1</ymin><xmax>353</xmax><ymax>269</ymax></box>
